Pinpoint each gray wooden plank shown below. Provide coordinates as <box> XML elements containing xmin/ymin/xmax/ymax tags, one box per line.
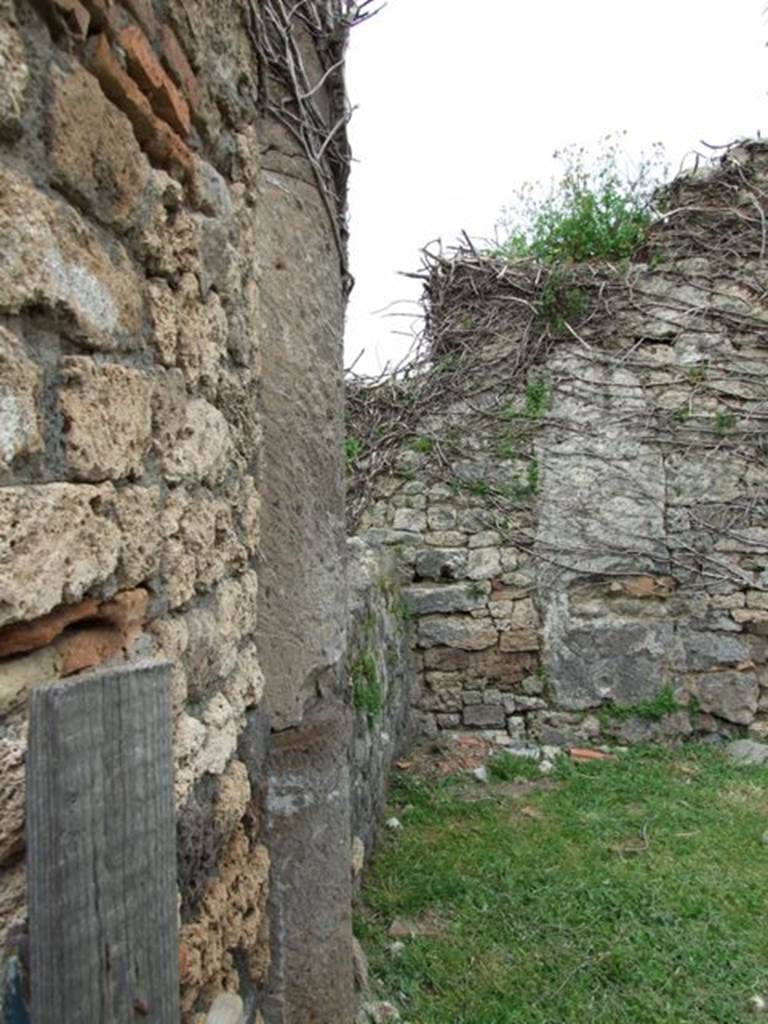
<box><xmin>27</xmin><ymin>659</ymin><xmax>180</xmax><ymax>1024</ymax></box>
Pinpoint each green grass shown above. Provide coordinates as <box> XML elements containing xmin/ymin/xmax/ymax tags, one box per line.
<box><xmin>358</xmin><ymin>746</ymin><xmax>768</xmax><ymax>1023</ymax></box>
<box><xmin>600</xmin><ymin>684</ymin><xmax>682</xmax><ymax>724</ymax></box>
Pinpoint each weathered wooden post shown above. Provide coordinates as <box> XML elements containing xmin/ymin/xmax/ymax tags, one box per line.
<box><xmin>27</xmin><ymin>661</ymin><xmax>180</xmax><ymax>1023</ymax></box>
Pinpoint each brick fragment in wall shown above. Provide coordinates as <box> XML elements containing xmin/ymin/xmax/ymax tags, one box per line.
<box><xmin>86</xmin><ymin>34</ymin><xmax>193</xmax><ymax>179</ymax></box>
<box><xmin>118</xmin><ymin>25</ymin><xmax>191</xmax><ymax>136</ymax></box>
<box><xmin>0</xmin><ymin>325</ymin><xmax>42</xmax><ymax>469</ymax></box>
<box><xmin>59</xmin><ymin>358</ymin><xmax>153</xmax><ymax>481</ymax></box>
<box><xmin>0</xmin><ymin>19</ymin><xmax>28</xmax><ymax>140</ymax></box>
<box><xmin>0</xmin><ymin>483</ymin><xmax>120</xmax><ymax>628</ymax></box>
<box><xmin>48</xmin><ymin>63</ymin><xmax>150</xmax><ymax>233</ymax></box>
<box><xmin>160</xmin><ymin>23</ymin><xmax>201</xmax><ymax>116</ymax></box>
<box><xmin>0</xmin><ymin>166</ymin><xmax>143</xmax><ymax>349</ymax></box>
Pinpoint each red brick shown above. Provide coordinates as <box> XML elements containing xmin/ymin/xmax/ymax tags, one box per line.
<box><xmin>55</xmin><ymin>624</ymin><xmax>124</xmax><ymax>676</ymax></box>
<box><xmin>160</xmin><ymin>23</ymin><xmax>201</xmax><ymax>116</ymax></box>
<box><xmin>86</xmin><ymin>33</ymin><xmax>156</xmax><ymax>142</ymax></box>
<box><xmin>0</xmin><ymin>598</ymin><xmax>99</xmax><ymax>658</ymax></box>
<box><xmin>119</xmin><ymin>24</ymin><xmax>191</xmax><ymax>136</ymax></box>
<box><xmin>145</xmin><ymin>118</ymin><xmax>193</xmax><ymax>180</ymax></box>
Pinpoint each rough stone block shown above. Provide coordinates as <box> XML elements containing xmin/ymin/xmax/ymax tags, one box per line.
<box><xmin>467</xmin><ymin>547</ymin><xmax>502</xmax><ymax>580</ymax></box>
<box><xmin>49</xmin><ymin>63</ymin><xmax>149</xmax><ymax>231</ymax></box>
<box><xmin>392</xmin><ymin>508</ymin><xmax>427</xmax><ymax>532</ymax></box>
<box><xmin>0</xmin><ymin>20</ymin><xmax>28</xmax><ymax>140</ymax></box>
<box><xmin>163</xmin><ymin>399</ymin><xmax>233</xmax><ymax>486</ymax></box>
<box><xmin>466</xmin><ymin>649</ymin><xmax>538</xmax><ymax>687</ymax></box>
<box><xmin>436</xmin><ymin>713</ymin><xmax>460</xmax><ymax>728</ymax></box>
<box><xmin>0</xmin><ymin>167</ymin><xmax>143</xmax><ymax>350</ymax></box>
<box><xmin>688</xmin><ymin>671</ymin><xmax>759</xmax><ymax>725</ymax></box>
<box><xmin>427</xmin><ymin>505</ymin><xmax>457</xmax><ymax>530</ymax></box>
<box><xmin>463</xmin><ymin>704</ymin><xmax>505</xmax><ymax>728</ymax></box>
<box><xmin>414</xmin><ymin>547</ymin><xmax>467</xmax><ymax>581</ymax></box>
<box><xmin>59</xmin><ymin>358</ymin><xmax>153</xmax><ymax>481</ymax></box>
<box><xmin>0</xmin><ymin>734</ymin><xmax>25</xmax><ymax>866</ymax></box>
<box><xmin>675</xmin><ymin>629</ymin><xmax>752</xmax><ymax>672</ymax></box>
<box><xmin>0</xmin><ymin>326</ymin><xmax>42</xmax><ymax>468</ymax></box>
<box><xmin>0</xmin><ymin>484</ymin><xmax>119</xmax><ymax>627</ymax></box>
<box><xmin>403</xmin><ymin>582</ymin><xmax>487</xmax><ymax>615</ymax></box>
<box><xmin>418</xmin><ymin>614</ymin><xmax>497</xmax><ymax>650</ymax></box>
<box><xmin>0</xmin><ymin>646</ymin><xmax>62</xmax><ymax>716</ymax></box>
<box><xmin>423</xmin><ymin>647</ymin><xmax>469</xmax><ymax>672</ymax></box>
<box><xmin>469</xmin><ymin>531</ymin><xmax>501</xmax><ymax>549</ymax></box>
<box><xmin>114</xmin><ymin>485</ymin><xmax>161</xmax><ymax>587</ymax></box>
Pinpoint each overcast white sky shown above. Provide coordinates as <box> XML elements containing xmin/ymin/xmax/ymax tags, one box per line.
<box><xmin>344</xmin><ymin>0</ymin><xmax>766</xmax><ymax>375</ymax></box>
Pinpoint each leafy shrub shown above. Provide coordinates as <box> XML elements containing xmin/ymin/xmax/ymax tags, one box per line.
<box><xmin>492</xmin><ymin>135</ymin><xmax>667</xmax><ymax>264</ymax></box>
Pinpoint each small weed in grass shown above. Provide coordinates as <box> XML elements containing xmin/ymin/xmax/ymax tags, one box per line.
<box><xmin>344</xmin><ymin>436</ymin><xmax>361</xmax><ymax>463</ymax></box>
<box><xmin>360</xmin><ymin>745</ymin><xmax>768</xmax><ymax>1024</ymax></box>
<box><xmin>487</xmin><ymin>751</ymin><xmax>542</xmax><ymax>782</ymax></box>
<box><xmin>411</xmin><ymin>436</ymin><xmax>434</xmax><ymax>454</ymax></box>
<box><xmin>715</xmin><ymin>410</ymin><xmax>736</xmax><ymax>435</ymax></box>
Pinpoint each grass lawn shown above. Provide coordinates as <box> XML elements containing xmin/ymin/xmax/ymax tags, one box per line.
<box><xmin>357</xmin><ymin>745</ymin><xmax>768</xmax><ymax>1024</ymax></box>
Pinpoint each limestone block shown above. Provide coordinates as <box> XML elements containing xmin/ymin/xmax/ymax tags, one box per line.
<box><xmin>418</xmin><ymin>615</ymin><xmax>497</xmax><ymax>650</ymax></box>
<box><xmin>423</xmin><ymin>647</ymin><xmax>469</xmax><ymax>672</ymax></box>
<box><xmin>0</xmin><ymin>859</ymin><xmax>25</xmax><ymax>951</ymax></box>
<box><xmin>424</xmin><ymin>671</ymin><xmax>461</xmax><ymax>693</ymax></box>
<box><xmin>0</xmin><ymin>167</ymin><xmax>142</xmax><ymax>349</ymax></box>
<box><xmin>60</xmin><ymin>358</ymin><xmax>153</xmax><ymax>481</ymax></box>
<box><xmin>0</xmin><ymin>646</ymin><xmax>62</xmax><ymax>716</ymax></box>
<box><xmin>179</xmin><ymin>829</ymin><xmax>269</xmax><ymax>1015</ymax></box>
<box><xmin>163</xmin><ymin>399</ymin><xmax>233</xmax><ymax>486</ymax></box>
<box><xmin>467</xmin><ymin>547</ymin><xmax>502</xmax><ymax>580</ymax></box>
<box><xmin>114</xmin><ymin>485</ymin><xmax>161</xmax><ymax>586</ymax></box>
<box><xmin>414</xmin><ymin>547</ymin><xmax>467</xmax><ymax>581</ymax></box>
<box><xmin>747</xmin><ymin>591</ymin><xmax>768</xmax><ymax>610</ymax></box>
<box><xmin>427</xmin><ymin>505</ymin><xmax>457</xmax><ymax>530</ymax></box>
<box><xmin>666</xmin><ymin>450</ymin><xmax>748</xmax><ymax>506</ymax></box>
<box><xmin>461</xmin><ymin>690</ymin><xmax>483</xmax><ymax>705</ymax></box>
<box><xmin>177</xmin><ymin>276</ymin><xmax>227</xmax><ymax>394</ymax></box>
<box><xmin>0</xmin><ymin>19</ymin><xmax>27</xmax><ymax>140</ymax></box>
<box><xmin>48</xmin><ymin>63</ymin><xmax>150</xmax><ymax>231</ymax></box>
<box><xmin>688</xmin><ymin>671</ymin><xmax>759</xmax><ymax>725</ymax></box>
<box><xmin>424</xmin><ymin>531</ymin><xmax>466</xmax><ymax>548</ymax></box>
<box><xmin>469</xmin><ymin>531</ymin><xmax>501</xmax><ymax>549</ymax></box>
<box><xmin>0</xmin><ymin>483</ymin><xmax>119</xmax><ymax>627</ymax></box>
<box><xmin>463</xmin><ymin>704</ymin><xmax>505</xmax><ymax>728</ymax></box>
<box><xmin>392</xmin><ymin>508</ymin><xmax>427</xmax><ymax>533</ymax></box>
<box><xmin>675</xmin><ymin>629</ymin><xmax>753</xmax><ymax>672</ymax></box>
<box><xmin>403</xmin><ymin>582</ymin><xmax>487</xmax><ymax>615</ymax></box>
<box><xmin>0</xmin><ymin>733</ymin><xmax>25</xmax><ymax>866</ymax></box>
<box><xmin>222</xmin><ymin>643</ymin><xmax>266</xmax><ymax>720</ymax></box>
<box><xmin>0</xmin><ymin>325</ymin><xmax>42</xmax><ymax>467</ymax></box>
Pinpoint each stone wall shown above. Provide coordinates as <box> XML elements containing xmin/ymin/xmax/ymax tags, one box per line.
<box><xmin>355</xmin><ymin>142</ymin><xmax>768</xmax><ymax>750</ymax></box>
<box><xmin>0</xmin><ymin>1</ymin><xmax>369</xmax><ymax>1021</ymax></box>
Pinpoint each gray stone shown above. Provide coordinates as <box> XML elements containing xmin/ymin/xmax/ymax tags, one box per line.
<box><xmin>506</xmin><ymin>715</ymin><xmax>526</xmax><ymax>740</ymax></box>
<box><xmin>436</xmin><ymin>713</ymin><xmax>460</xmax><ymax>728</ymax></box>
<box><xmin>463</xmin><ymin>704</ymin><xmax>505</xmax><ymax>728</ymax></box>
<box><xmin>690</xmin><ymin>672</ymin><xmax>759</xmax><ymax>725</ymax></box>
<box><xmin>392</xmin><ymin>508</ymin><xmax>427</xmax><ymax>532</ymax></box>
<box><xmin>467</xmin><ymin>547</ymin><xmax>502</xmax><ymax>580</ymax></box>
<box><xmin>482</xmin><ymin>688</ymin><xmax>502</xmax><ymax>705</ymax></box>
<box><xmin>414</xmin><ymin>548</ymin><xmax>469</xmax><ymax>581</ymax></box>
<box><xmin>403</xmin><ymin>583</ymin><xmax>487</xmax><ymax>615</ymax></box>
<box><xmin>469</xmin><ymin>531</ymin><xmax>501</xmax><ymax>549</ymax></box>
<box><xmin>427</xmin><ymin>505</ymin><xmax>458</xmax><ymax>530</ymax></box>
<box><xmin>725</xmin><ymin>739</ymin><xmax>768</xmax><ymax>766</ymax></box>
<box><xmin>676</xmin><ymin>630</ymin><xmax>753</xmax><ymax>672</ymax></box>
<box><xmin>418</xmin><ymin>615</ymin><xmax>497</xmax><ymax>650</ymax></box>
<box><xmin>462</xmin><ymin>690</ymin><xmax>484</xmax><ymax>705</ymax></box>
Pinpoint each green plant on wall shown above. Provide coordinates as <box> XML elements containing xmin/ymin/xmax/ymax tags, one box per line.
<box><xmin>352</xmin><ymin>649</ymin><xmax>382</xmax><ymax>728</ymax></box>
<box><xmin>600</xmin><ymin>683</ymin><xmax>682</xmax><ymax>725</ymax></box>
<box><xmin>490</xmin><ymin>134</ymin><xmax>666</xmax><ymax>264</ymax></box>
<box><xmin>524</xmin><ymin>378</ymin><xmax>549</xmax><ymax>419</ymax></box>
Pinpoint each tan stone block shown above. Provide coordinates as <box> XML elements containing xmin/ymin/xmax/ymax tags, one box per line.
<box><xmin>499</xmin><ymin>630</ymin><xmax>540</xmax><ymax>653</ymax></box>
<box><xmin>179</xmin><ymin>829</ymin><xmax>269</xmax><ymax>1013</ymax></box>
<box><xmin>163</xmin><ymin>398</ymin><xmax>232</xmax><ymax>486</ymax></box>
<box><xmin>746</xmin><ymin>590</ymin><xmax>768</xmax><ymax>610</ymax></box>
<box><xmin>151</xmin><ymin>367</ymin><xmax>186</xmax><ymax>457</ymax></box>
<box><xmin>60</xmin><ymin>358</ymin><xmax>153</xmax><ymax>481</ymax></box>
<box><xmin>0</xmin><ymin>859</ymin><xmax>25</xmax><ymax>950</ymax></box>
<box><xmin>223</xmin><ymin>643</ymin><xmax>265</xmax><ymax>719</ymax></box>
<box><xmin>732</xmin><ymin>608</ymin><xmax>768</xmax><ymax>624</ymax></box>
<box><xmin>0</xmin><ymin>166</ymin><xmax>142</xmax><ymax>350</ymax></box>
<box><xmin>0</xmin><ymin>733</ymin><xmax>25</xmax><ymax>866</ymax></box>
<box><xmin>0</xmin><ymin>326</ymin><xmax>43</xmax><ymax>468</ymax></box>
<box><xmin>49</xmin><ymin>63</ymin><xmax>149</xmax><ymax>231</ymax></box>
<box><xmin>0</xmin><ymin>20</ymin><xmax>28</xmax><ymax>140</ymax></box>
<box><xmin>239</xmin><ymin>476</ymin><xmax>261</xmax><ymax>554</ymax></box>
<box><xmin>148</xmin><ymin>278</ymin><xmax>179</xmax><ymax>365</ymax></box>
<box><xmin>0</xmin><ymin>483</ymin><xmax>119</xmax><ymax>627</ymax></box>
<box><xmin>177</xmin><ymin>285</ymin><xmax>227</xmax><ymax>394</ymax></box>
<box><xmin>0</xmin><ymin>646</ymin><xmax>62</xmax><ymax>716</ymax></box>
<box><xmin>114</xmin><ymin>485</ymin><xmax>161</xmax><ymax>586</ymax></box>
